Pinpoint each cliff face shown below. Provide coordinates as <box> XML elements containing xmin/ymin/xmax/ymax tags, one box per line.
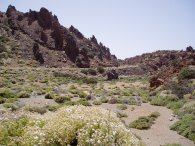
<box><xmin>0</xmin><ymin>5</ymin><xmax>118</xmax><ymax>67</ymax></box>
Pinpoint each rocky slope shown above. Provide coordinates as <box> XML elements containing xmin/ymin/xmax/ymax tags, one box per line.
<box><xmin>0</xmin><ymin>5</ymin><xmax>118</xmax><ymax>68</ymax></box>
<box><xmin>121</xmin><ymin>47</ymin><xmax>195</xmax><ymax>87</ymax></box>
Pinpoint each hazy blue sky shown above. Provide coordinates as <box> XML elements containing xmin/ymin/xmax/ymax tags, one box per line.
<box><xmin>1</xmin><ymin>0</ymin><xmax>195</xmax><ymax>59</ymax></box>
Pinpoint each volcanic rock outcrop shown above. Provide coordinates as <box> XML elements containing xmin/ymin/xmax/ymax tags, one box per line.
<box><xmin>0</xmin><ymin>5</ymin><xmax>118</xmax><ymax>67</ymax></box>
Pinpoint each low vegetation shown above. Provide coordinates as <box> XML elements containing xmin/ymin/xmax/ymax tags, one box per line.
<box><xmin>129</xmin><ymin>112</ymin><xmax>160</xmax><ymax>129</ymax></box>
<box><xmin>0</xmin><ymin>106</ymin><xmax>140</xmax><ymax>146</ymax></box>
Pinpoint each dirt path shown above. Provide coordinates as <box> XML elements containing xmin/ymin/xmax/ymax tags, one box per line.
<box><xmin>99</xmin><ymin>103</ymin><xmax>195</xmax><ymax>146</ymax></box>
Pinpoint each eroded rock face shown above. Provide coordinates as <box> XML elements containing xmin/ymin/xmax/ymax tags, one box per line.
<box><xmin>107</xmin><ymin>70</ymin><xmax>119</xmax><ymax>80</ymax></box>
<box><xmin>33</xmin><ymin>43</ymin><xmax>44</xmax><ymax>64</ymax></box>
<box><xmin>0</xmin><ymin>5</ymin><xmax>118</xmax><ymax>68</ymax></box>
<box><xmin>65</xmin><ymin>34</ymin><xmax>79</xmax><ymax>62</ymax></box>
<box><xmin>122</xmin><ymin>47</ymin><xmax>195</xmax><ymax>88</ymax></box>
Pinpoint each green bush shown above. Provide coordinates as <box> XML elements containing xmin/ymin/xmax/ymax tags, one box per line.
<box><xmin>83</xmin><ymin>77</ymin><xmax>97</xmax><ymax>84</ymax></box>
<box><xmin>178</xmin><ymin>68</ymin><xmax>195</xmax><ymax>81</ymax></box>
<box><xmin>100</xmin><ymin>98</ymin><xmax>108</xmax><ymax>103</ymax></box>
<box><xmin>97</xmin><ymin>66</ymin><xmax>105</xmax><ymax>74</ymax></box>
<box><xmin>46</xmin><ymin>105</ymin><xmax>60</xmax><ymax>112</ymax></box>
<box><xmin>150</xmin><ymin>96</ymin><xmax>166</xmax><ymax>106</ymax></box>
<box><xmin>170</xmin><ymin>114</ymin><xmax>195</xmax><ymax>143</ymax></box>
<box><xmin>163</xmin><ymin>144</ymin><xmax>181</xmax><ymax>146</ymax></box>
<box><xmin>129</xmin><ymin>112</ymin><xmax>160</xmax><ymax>130</ymax></box>
<box><xmin>117</xmin><ymin>112</ymin><xmax>128</xmax><ymax>118</ymax></box>
<box><xmin>0</xmin><ymin>97</ymin><xmax>6</xmax><ymax>104</ymax></box>
<box><xmin>127</xmin><ymin>98</ymin><xmax>138</xmax><ymax>105</ymax></box>
<box><xmin>117</xmin><ymin>104</ymin><xmax>128</xmax><ymax>110</ymax></box>
<box><xmin>88</xmin><ymin>68</ymin><xmax>97</xmax><ymax>75</ymax></box>
<box><xmin>0</xmin><ymin>116</ymin><xmax>29</xmax><ymax>145</ymax></box>
<box><xmin>3</xmin><ymin>103</ymin><xmax>18</xmax><ymax>111</ymax></box>
<box><xmin>54</xmin><ymin>96</ymin><xmax>71</xmax><ymax>103</ymax></box>
<box><xmin>24</xmin><ymin>106</ymin><xmax>47</xmax><ymax>114</ymax></box>
<box><xmin>70</xmin><ymin>90</ymin><xmax>87</xmax><ymax>98</ymax></box>
<box><xmin>76</xmin><ymin>99</ymin><xmax>91</xmax><ymax>106</ymax></box>
<box><xmin>17</xmin><ymin>91</ymin><xmax>30</xmax><ymax>98</ymax></box>
<box><xmin>81</xmin><ymin>69</ymin><xmax>88</xmax><ymax>75</ymax></box>
<box><xmin>0</xmin><ymin>89</ymin><xmax>15</xmax><ymax>99</ymax></box>
<box><xmin>178</xmin><ymin>101</ymin><xmax>195</xmax><ymax>117</ymax></box>
<box><xmin>45</xmin><ymin>93</ymin><xmax>55</xmax><ymax>99</ymax></box>
<box><xmin>92</xmin><ymin>100</ymin><xmax>102</xmax><ymax>105</ymax></box>
<box><xmin>108</xmin><ymin>98</ymin><xmax>122</xmax><ymax>104</ymax></box>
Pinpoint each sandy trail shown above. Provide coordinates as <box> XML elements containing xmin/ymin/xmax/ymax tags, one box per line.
<box><xmin>99</xmin><ymin>103</ymin><xmax>195</xmax><ymax>146</ymax></box>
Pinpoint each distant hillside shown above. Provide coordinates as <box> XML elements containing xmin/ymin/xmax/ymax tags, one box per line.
<box><xmin>120</xmin><ymin>48</ymin><xmax>195</xmax><ymax>87</ymax></box>
<box><xmin>0</xmin><ymin>5</ymin><xmax>118</xmax><ymax>67</ymax></box>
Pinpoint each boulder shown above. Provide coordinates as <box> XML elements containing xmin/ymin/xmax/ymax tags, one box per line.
<box><xmin>33</xmin><ymin>43</ymin><xmax>44</xmax><ymax>64</ymax></box>
<box><xmin>107</xmin><ymin>70</ymin><xmax>118</xmax><ymax>80</ymax></box>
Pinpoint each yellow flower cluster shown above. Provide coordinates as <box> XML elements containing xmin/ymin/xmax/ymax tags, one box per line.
<box><xmin>20</xmin><ymin>106</ymin><xmax>140</xmax><ymax>145</ymax></box>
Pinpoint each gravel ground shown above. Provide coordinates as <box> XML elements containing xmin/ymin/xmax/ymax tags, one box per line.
<box><xmin>99</xmin><ymin>103</ymin><xmax>195</xmax><ymax>146</ymax></box>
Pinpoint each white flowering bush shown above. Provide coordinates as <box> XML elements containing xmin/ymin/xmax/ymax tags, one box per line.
<box><xmin>1</xmin><ymin>106</ymin><xmax>141</xmax><ymax>146</ymax></box>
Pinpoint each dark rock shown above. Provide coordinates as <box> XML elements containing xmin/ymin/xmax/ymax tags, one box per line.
<box><xmin>107</xmin><ymin>70</ymin><xmax>118</xmax><ymax>80</ymax></box>
<box><xmin>90</xmin><ymin>35</ymin><xmax>98</xmax><ymax>44</ymax></box>
<box><xmin>0</xmin><ymin>5</ymin><xmax>118</xmax><ymax>68</ymax></box>
<box><xmin>69</xmin><ymin>25</ymin><xmax>84</xmax><ymax>39</ymax></box>
<box><xmin>65</xmin><ymin>34</ymin><xmax>79</xmax><ymax>62</ymax></box>
<box><xmin>186</xmin><ymin>46</ymin><xmax>194</xmax><ymax>52</ymax></box>
<box><xmin>150</xmin><ymin>76</ymin><xmax>164</xmax><ymax>88</ymax></box>
<box><xmin>33</xmin><ymin>43</ymin><xmax>44</xmax><ymax>64</ymax></box>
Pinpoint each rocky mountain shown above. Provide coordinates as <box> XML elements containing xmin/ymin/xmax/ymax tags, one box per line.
<box><xmin>0</xmin><ymin>5</ymin><xmax>118</xmax><ymax>68</ymax></box>
<box><xmin>121</xmin><ymin>47</ymin><xmax>195</xmax><ymax>88</ymax></box>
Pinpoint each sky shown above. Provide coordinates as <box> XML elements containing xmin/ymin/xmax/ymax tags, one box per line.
<box><xmin>0</xmin><ymin>0</ymin><xmax>195</xmax><ymax>59</ymax></box>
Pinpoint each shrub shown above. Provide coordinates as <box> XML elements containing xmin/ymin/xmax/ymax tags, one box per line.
<box><xmin>129</xmin><ymin>116</ymin><xmax>152</xmax><ymax>129</ymax></box>
<box><xmin>3</xmin><ymin>103</ymin><xmax>18</xmax><ymax>111</ymax></box>
<box><xmin>0</xmin><ymin>116</ymin><xmax>29</xmax><ymax>145</ymax></box>
<box><xmin>76</xmin><ymin>99</ymin><xmax>91</xmax><ymax>106</ymax></box>
<box><xmin>178</xmin><ymin>101</ymin><xmax>195</xmax><ymax>117</ymax></box>
<box><xmin>178</xmin><ymin>68</ymin><xmax>195</xmax><ymax>81</ymax></box>
<box><xmin>70</xmin><ymin>90</ymin><xmax>87</xmax><ymax>98</ymax></box>
<box><xmin>54</xmin><ymin>96</ymin><xmax>71</xmax><ymax>103</ymax></box>
<box><xmin>117</xmin><ymin>112</ymin><xmax>128</xmax><ymax>118</ymax></box>
<box><xmin>149</xmin><ymin>111</ymin><xmax>160</xmax><ymax>119</ymax></box>
<box><xmin>100</xmin><ymin>98</ymin><xmax>108</xmax><ymax>103</ymax></box>
<box><xmin>150</xmin><ymin>96</ymin><xmax>166</xmax><ymax>106</ymax></box>
<box><xmin>0</xmin><ymin>89</ymin><xmax>15</xmax><ymax>99</ymax></box>
<box><xmin>165</xmin><ymin>81</ymin><xmax>193</xmax><ymax>99</ymax></box>
<box><xmin>108</xmin><ymin>98</ymin><xmax>121</xmax><ymax>104</ymax></box>
<box><xmin>46</xmin><ymin>105</ymin><xmax>60</xmax><ymax>112</ymax></box>
<box><xmin>97</xmin><ymin>66</ymin><xmax>105</xmax><ymax>74</ymax></box>
<box><xmin>88</xmin><ymin>68</ymin><xmax>97</xmax><ymax>75</ymax></box>
<box><xmin>170</xmin><ymin>114</ymin><xmax>195</xmax><ymax>143</ymax></box>
<box><xmin>92</xmin><ymin>100</ymin><xmax>102</xmax><ymax>105</ymax></box>
<box><xmin>24</xmin><ymin>106</ymin><xmax>47</xmax><ymax>114</ymax></box>
<box><xmin>117</xmin><ymin>104</ymin><xmax>128</xmax><ymax>110</ymax></box>
<box><xmin>45</xmin><ymin>93</ymin><xmax>54</xmax><ymax>99</ymax></box>
<box><xmin>163</xmin><ymin>144</ymin><xmax>181</xmax><ymax>146</ymax></box>
<box><xmin>83</xmin><ymin>77</ymin><xmax>97</xmax><ymax>84</ymax></box>
<box><xmin>17</xmin><ymin>91</ymin><xmax>30</xmax><ymax>98</ymax></box>
<box><xmin>129</xmin><ymin>112</ymin><xmax>160</xmax><ymax>130</ymax></box>
<box><xmin>127</xmin><ymin>98</ymin><xmax>138</xmax><ymax>105</ymax></box>
<box><xmin>0</xmin><ymin>106</ymin><xmax>140</xmax><ymax>145</ymax></box>
<box><xmin>0</xmin><ymin>97</ymin><xmax>6</xmax><ymax>104</ymax></box>
<box><xmin>166</xmin><ymin>101</ymin><xmax>184</xmax><ymax>114</ymax></box>
<box><xmin>80</xmin><ymin>69</ymin><xmax>88</xmax><ymax>75</ymax></box>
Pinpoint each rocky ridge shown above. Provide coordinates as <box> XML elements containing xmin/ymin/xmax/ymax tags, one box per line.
<box><xmin>121</xmin><ymin>47</ymin><xmax>195</xmax><ymax>87</ymax></box>
<box><xmin>0</xmin><ymin>5</ymin><xmax>118</xmax><ymax>68</ymax></box>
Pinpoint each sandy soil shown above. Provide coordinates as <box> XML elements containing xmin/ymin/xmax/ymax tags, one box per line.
<box><xmin>99</xmin><ymin>103</ymin><xmax>195</xmax><ymax>146</ymax></box>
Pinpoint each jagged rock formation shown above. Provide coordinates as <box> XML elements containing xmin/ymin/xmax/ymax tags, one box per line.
<box><xmin>0</xmin><ymin>5</ymin><xmax>118</xmax><ymax>67</ymax></box>
<box><xmin>121</xmin><ymin>48</ymin><xmax>195</xmax><ymax>88</ymax></box>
